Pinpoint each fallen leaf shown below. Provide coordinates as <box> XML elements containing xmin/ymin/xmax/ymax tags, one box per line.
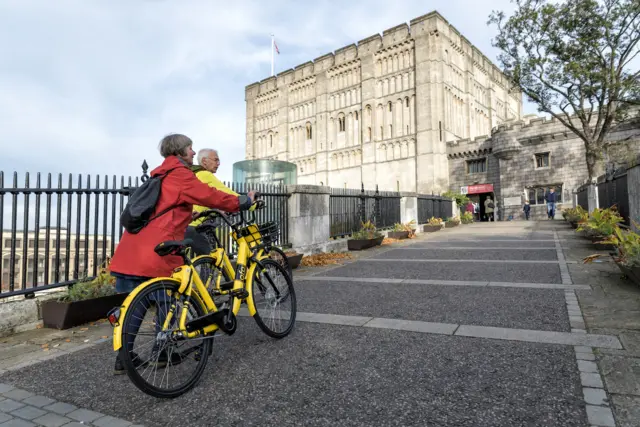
<box><xmin>83</xmin><ymin>339</ymin><xmax>89</xmax><ymax>343</ymax></box>
<box><xmin>53</xmin><ymin>344</ymin><xmax>60</xmax><ymax>348</ymax></box>
<box><xmin>300</xmin><ymin>252</ymin><xmax>353</xmax><ymax>267</ymax></box>
<box><xmin>79</xmin><ymin>328</ymin><xmax>88</xmax><ymax>331</ymax></box>
<box><xmin>65</xmin><ymin>339</ymin><xmax>71</xmax><ymax>343</ymax></box>
<box><xmin>101</xmin><ymin>336</ymin><xmax>108</xmax><ymax>339</ymax></box>
<box><xmin>43</xmin><ymin>348</ymin><xmax>49</xmax><ymax>352</ymax></box>
<box><xmin>36</xmin><ymin>324</ymin><xmax>43</xmax><ymax>329</ymax></box>
<box><xmin>41</xmin><ymin>344</ymin><xmax>49</xmax><ymax>349</ymax></box>
<box><xmin>382</xmin><ymin>238</ymin><xmax>399</xmax><ymax>245</ymax></box>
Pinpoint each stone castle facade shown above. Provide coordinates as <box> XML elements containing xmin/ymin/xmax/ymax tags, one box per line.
<box><xmin>244</xmin><ymin>11</ymin><xmax>522</xmax><ymax>194</ymax></box>
<box><xmin>244</xmin><ymin>10</ymin><xmax>640</xmax><ymax>220</ymax></box>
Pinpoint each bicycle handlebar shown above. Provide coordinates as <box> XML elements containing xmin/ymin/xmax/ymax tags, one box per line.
<box><xmin>193</xmin><ymin>192</ymin><xmax>265</xmax><ymax>232</ymax></box>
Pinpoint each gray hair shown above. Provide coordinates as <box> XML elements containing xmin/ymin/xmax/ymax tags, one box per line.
<box><xmin>158</xmin><ymin>133</ymin><xmax>192</xmax><ymax>158</ymax></box>
<box><xmin>197</xmin><ymin>148</ymin><xmax>218</xmax><ymax>165</ymax></box>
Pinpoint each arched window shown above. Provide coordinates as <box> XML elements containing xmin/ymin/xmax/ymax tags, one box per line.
<box><xmin>269</xmin><ymin>134</ymin><xmax>273</xmax><ymax>148</ymax></box>
<box><xmin>306</xmin><ymin>122</ymin><xmax>312</xmax><ymax>140</ymax></box>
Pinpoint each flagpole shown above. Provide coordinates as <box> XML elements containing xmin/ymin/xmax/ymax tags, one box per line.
<box><xmin>271</xmin><ymin>34</ymin><xmax>275</xmax><ymax>76</ymax></box>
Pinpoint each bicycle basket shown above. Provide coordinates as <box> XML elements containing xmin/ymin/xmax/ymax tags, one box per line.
<box><xmin>234</xmin><ymin>221</ymin><xmax>279</xmax><ymax>248</ymax></box>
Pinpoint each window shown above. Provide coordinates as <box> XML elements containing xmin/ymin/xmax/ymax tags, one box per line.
<box><xmin>466</xmin><ymin>158</ymin><xmax>487</xmax><ymax>174</ymax></box>
<box><xmin>527</xmin><ymin>185</ymin><xmax>563</xmax><ymax>205</ymax></box>
<box><xmin>269</xmin><ymin>134</ymin><xmax>273</xmax><ymax>147</ymax></box>
<box><xmin>535</xmin><ymin>152</ymin><xmax>550</xmax><ymax>168</ymax></box>
<box><xmin>388</xmin><ymin>102</ymin><xmax>392</xmax><ymax>112</ymax></box>
<box><xmin>306</xmin><ymin>123</ymin><xmax>312</xmax><ymax>139</ymax></box>
<box><xmin>338</xmin><ymin>117</ymin><xmax>345</xmax><ymax>132</ymax></box>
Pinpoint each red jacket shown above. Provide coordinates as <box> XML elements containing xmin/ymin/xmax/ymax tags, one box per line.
<box><xmin>110</xmin><ymin>156</ymin><xmax>241</xmax><ymax>278</ymax></box>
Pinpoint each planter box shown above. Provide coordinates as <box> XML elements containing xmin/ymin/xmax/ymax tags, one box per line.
<box><xmin>590</xmin><ymin>236</ymin><xmax>616</xmax><ymax>251</ymax></box>
<box><xmin>445</xmin><ymin>222</ymin><xmax>460</xmax><ymax>228</ymax></box>
<box><xmin>42</xmin><ymin>293</ymin><xmax>128</xmax><ymax>330</ymax></box>
<box><xmin>347</xmin><ymin>236</ymin><xmax>384</xmax><ymax>251</ymax></box>
<box><xmin>286</xmin><ymin>253</ymin><xmax>304</xmax><ymax>269</ymax></box>
<box><xmin>615</xmin><ymin>261</ymin><xmax>640</xmax><ymax>286</ymax></box>
<box><xmin>387</xmin><ymin>231</ymin><xmax>410</xmax><ymax>240</ymax></box>
<box><xmin>423</xmin><ymin>224</ymin><xmax>443</xmax><ymax>233</ymax></box>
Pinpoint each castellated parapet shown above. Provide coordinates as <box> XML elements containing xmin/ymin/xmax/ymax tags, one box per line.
<box><xmin>245</xmin><ymin>10</ymin><xmax>524</xmax><ymax>194</ymax></box>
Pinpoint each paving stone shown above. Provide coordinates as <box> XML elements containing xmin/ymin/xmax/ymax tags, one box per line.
<box><xmin>20</xmin><ymin>396</ymin><xmax>55</xmax><ymax>408</ymax></box>
<box><xmin>0</xmin><ymin>419</ymin><xmax>35</xmax><ymax>427</ymax></box>
<box><xmin>598</xmin><ymin>355</ymin><xmax>640</xmax><ymax>395</ymax></box>
<box><xmin>41</xmin><ymin>402</ymin><xmax>77</xmax><ymax>416</ymax></box>
<box><xmin>0</xmin><ymin>399</ymin><xmax>25</xmax><ymax>412</ymax></box>
<box><xmin>66</xmin><ymin>408</ymin><xmax>104</xmax><ymax>423</ymax></box>
<box><xmin>9</xmin><ymin>405</ymin><xmax>47</xmax><ymax>420</ymax></box>
<box><xmin>586</xmin><ymin>405</ymin><xmax>616</xmax><ymax>426</ymax></box>
<box><xmin>611</xmin><ymin>394</ymin><xmax>640</xmax><ymax>427</ymax></box>
<box><xmin>581</xmin><ymin>373</ymin><xmax>605</xmax><ymax>388</ymax></box>
<box><xmin>1</xmin><ymin>390</ymin><xmax>33</xmax><ymax>401</ymax></box>
<box><xmin>0</xmin><ymin>385</ymin><xmax>14</xmax><ymax>394</ymax></box>
<box><xmin>92</xmin><ymin>415</ymin><xmax>132</xmax><ymax>427</ymax></box>
<box><xmin>578</xmin><ymin>360</ymin><xmax>599</xmax><ymax>373</ymax></box>
<box><xmin>577</xmin><ymin>352</ymin><xmax>596</xmax><ymax>361</ymax></box>
<box><xmin>576</xmin><ymin>346</ymin><xmax>593</xmax><ymax>353</ymax></box>
<box><xmin>583</xmin><ymin>387</ymin><xmax>609</xmax><ymax>406</ymax></box>
<box><xmin>31</xmin><ymin>412</ymin><xmax>72</xmax><ymax>427</ymax></box>
<box><xmin>0</xmin><ymin>414</ymin><xmax>11</xmax><ymax>423</ymax></box>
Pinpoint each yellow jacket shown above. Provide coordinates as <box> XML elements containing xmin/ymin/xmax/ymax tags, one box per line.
<box><xmin>189</xmin><ymin>166</ymin><xmax>254</xmax><ymax>226</ymax></box>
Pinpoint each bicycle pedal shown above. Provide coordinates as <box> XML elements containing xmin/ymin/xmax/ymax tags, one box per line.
<box><xmin>229</xmin><ymin>289</ymin><xmax>249</xmax><ymax>299</ymax></box>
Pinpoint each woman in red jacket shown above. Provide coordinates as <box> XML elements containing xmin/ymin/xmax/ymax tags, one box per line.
<box><xmin>110</xmin><ymin>133</ymin><xmax>255</xmax><ymax>374</ymax></box>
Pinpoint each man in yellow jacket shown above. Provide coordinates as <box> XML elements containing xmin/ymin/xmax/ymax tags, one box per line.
<box><xmin>185</xmin><ymin>148</ymin><xmax>252</xmax><ymax>255</ymax></box>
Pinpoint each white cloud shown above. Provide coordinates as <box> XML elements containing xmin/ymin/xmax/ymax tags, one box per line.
<box><xmin>0</xmin><ymin>0</ymin><xmax>536</xmax><ymax>185</ymax></box>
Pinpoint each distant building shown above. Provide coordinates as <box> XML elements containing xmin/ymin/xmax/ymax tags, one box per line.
<box><xmin>0</xmin><ymin>228</ymin><xmax>112</xmax><ymax>291</ymax></box>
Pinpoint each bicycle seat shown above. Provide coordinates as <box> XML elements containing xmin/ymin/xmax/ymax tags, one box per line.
<box><xmin>154</xmin><ymin>239</ymin><xmax>193</xmax><ymax>257</ymax></box>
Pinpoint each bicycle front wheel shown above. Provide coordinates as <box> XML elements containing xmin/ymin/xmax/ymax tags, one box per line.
<box><xmin>251</xmin><ymin>259</ymin><xmax>296</xmax><ymax>338</ymax></box>
<box><xmin>119</xmin><ymin>280</ymin><xmax>212</xmax><ymax>398</ymax></box>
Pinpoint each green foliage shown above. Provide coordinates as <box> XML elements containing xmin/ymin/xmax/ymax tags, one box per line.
<box><xmin>461</xmin><ymin>211</ymin><xmax>474</xmax><ymax>224</ymax></box>
<box><xmin>563</xmin><ymin>206</ymin><xmax>588</xmax><ymax>223</ymax></box>
<box><xmin>442</xmin><ymin>191</ymin><xmax>470</xmax><ymax>207</ymax></box>
<box><xmin>59</xmin><ymin>260</ymin><xmax>117</xmax><ymax>302</ymax></box>
<box><xmin>602</xmin><ymin>224</ymin><xmax>640</xmax><ymax>267</ymax></box>
<box><xmin>488</xmin><ymin>0</ymin><xmax>640</xmax><ymax>179</ymax></box>
<box><xmin>577</xmin><ymin>206</ymin><xmax>624</xmax><ymax>238</ymax></box>
<box><xmin>427</xmin><ymin>217</ymin><xmax>444</xmax><ymax>226</ymax></box>
<box><xmin>351</xmin><ymin>220</ymin><xmax>383</xmax><ymax>240</ymax></box>
<box><xmin>393</xmin><ymin>220</ymin><xmax>417</xmax><ymax>237</ymax></box>
<box><xmin>447</xmin><ymin>217</ymin><xmax>461</xmax><ymax>225</ymax></box>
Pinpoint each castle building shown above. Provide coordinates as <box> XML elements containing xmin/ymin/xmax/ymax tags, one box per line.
<box><xmin>244</xmin><ymin>11</ymin><xmax>522</xmax><ymax>194</ymax></box>
<box><xmin>244</xmin><ymin>10</ymin><xmax>640</xmax><ymax>220</ymax></box>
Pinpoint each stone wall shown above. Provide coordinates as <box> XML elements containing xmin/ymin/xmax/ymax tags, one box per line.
<box><xmin>447</xmin><ymin>114</ymin><xmax>640</xmax><ymax>220</ymax></box>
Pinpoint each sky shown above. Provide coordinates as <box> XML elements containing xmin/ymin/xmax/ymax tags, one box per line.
<box><xmin>0</xmin><ymin>0</ymin><xmax>541</xmax><ymax>185</ymax></box>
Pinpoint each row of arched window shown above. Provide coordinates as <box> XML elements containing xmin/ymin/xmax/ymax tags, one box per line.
<box><xmin>375</xmin><ymin>47</ymin><xmax>414</xmax><ymax>77</ymax></box>
<box><xmin>329</xmin><ymin>66</ymin><xmax>361</xmax><ymax>91</ymax></box>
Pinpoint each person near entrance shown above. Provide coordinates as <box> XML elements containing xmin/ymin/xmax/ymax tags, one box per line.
<box><xmin>523</xmin><ymin>200</ymin><xmax>531</xmax><ymax>220</ymax></box>
<box><xmin>484</xmin><ymin>196</ymin><xmax>495</xmax><ymax>221</ymax></box>
<box><xmin>545</xmin><ymin>187</ymin><xmax>558</xmax><ymax>219</ymax></box>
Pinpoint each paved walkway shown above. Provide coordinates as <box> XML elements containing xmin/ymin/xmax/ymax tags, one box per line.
<box><xmin>0</xmin><ymin>220</ymin><xmax>638</xmax><ymax>426</ymax></box>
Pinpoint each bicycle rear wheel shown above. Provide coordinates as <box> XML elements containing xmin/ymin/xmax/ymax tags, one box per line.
<box><xmin>119</xmin><ymin>280</ymin><xmax>212</xmax><ymax>398</ymax></box>
<box><xmin>251</xmin><ymin>259</ymin><xmax>296</xmax><ymax>338</ymax></box>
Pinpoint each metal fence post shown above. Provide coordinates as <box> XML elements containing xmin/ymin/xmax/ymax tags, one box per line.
<box><xmin>359</xmin><ymin>182</ymin><xmax>366</xmax><ymax>226</ymax></box>
<box><xmin>374</xmin><ymin>184</ymin><xmax>381</xmax><ymax>228</ymax></box>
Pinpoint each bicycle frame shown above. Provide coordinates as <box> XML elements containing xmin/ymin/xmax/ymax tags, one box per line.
<box><xmin>111</xmin><ymin>217</ymin><xmax>271</xmax><ymax>352</ymax></box>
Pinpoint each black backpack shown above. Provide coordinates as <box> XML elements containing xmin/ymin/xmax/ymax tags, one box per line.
<box><xmin>120</xmin><ymin>168</ymin><xmax>178</xmax><ymax>234</ymax></box>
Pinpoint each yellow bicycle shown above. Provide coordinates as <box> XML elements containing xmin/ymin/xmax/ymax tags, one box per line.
<box><xmin>108</xmin><ymin>199</ymin><xmax>296</xmax><ymax>398</ymax></box>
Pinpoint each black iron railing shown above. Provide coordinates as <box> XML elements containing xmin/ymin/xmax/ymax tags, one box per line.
<box><xmin>597</xmin><ymin>167</ymin><xmax>630</xmax><ymax>226</ymax></box>
<box><xmin>329</xmin><ymin>184</ymin><xmax>401</xmax><ymax>238</ymax></box>
<box><xmin>0</xmin><ymin>162</ymin><xmax>290</xmax><ymax>299</ymax></box>
<box><xmin>417</xmin><ymin>195</ymin><xmax>452</xmax><ymax>224</ymax></box>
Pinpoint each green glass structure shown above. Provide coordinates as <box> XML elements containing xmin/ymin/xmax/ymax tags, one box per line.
<box><xmin>232</xmin><ymin>159</ymin><xmax>297</xmax><ymax>185</ymax></box>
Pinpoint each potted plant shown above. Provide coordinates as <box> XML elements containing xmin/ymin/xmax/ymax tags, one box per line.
<box><xmin>585</xmin><ymin>225</ymin><xmax>640</xmax><ymax>286</ymax></box>
<box><xmin>41</xmin><ymin>259</ymin><xmax>127</xmax><ymax>330</ymax></box>
<box><xmin>348</xmin><ymin>220</ymin><xmax>384</xmax><ymax>250</ymax></box>
<box><xmin>576</xmin><ymin>207</ymin><xmax>624</xmax><ymax>250</ymax></box>
<box><xmin>460</xmin><ymin>211</ymin><xmax>474</xmax><ymax>224</ymax></box>
<box><xmin>564</xmin><ymin>206</ymin><xmax>588</xmax><ymax>228</ymax></box>
<box><xmin>445</xmin><ymin>217</ymin><xmax>461</xmax><ymax>228</ymax></box>
<box><xmin>423</xmin><ymin>217</ymin><xmax>444</xmax><ymax>232</ymax></box>
<box><xmin>283</xmin><ymin>250</ymin><xmax>304</xmax><ymax>269</ymax></box>
<box><xmin>388</xmin><ymin>220</ymin><xmax>416</xmax><ymax>240</ymax></box>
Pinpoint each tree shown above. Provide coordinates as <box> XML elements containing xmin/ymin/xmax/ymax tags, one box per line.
<box><xmin>488</xmin><ymin>0</ymin><xmax>640</xmax><ymax>180</ymax></box>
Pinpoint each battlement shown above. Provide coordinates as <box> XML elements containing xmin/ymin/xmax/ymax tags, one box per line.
<box><xmin>245</xmin><ymin>10</ymin><xmax>519</xmax><ymax>101</ymax></box>
<box><xmin>446</xmin><ymin>135</ymin><xmax>493</xmax><ymax>158</ymax></box>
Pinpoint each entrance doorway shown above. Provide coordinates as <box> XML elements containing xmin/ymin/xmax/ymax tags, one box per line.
<box><xmin>477</xmin><ymin>192</ymin><xmax>496</xmax><ymax>221</ymax></box>
<box><xmin>461</xmin><ymin>184</ymin><xmax>495</xmax><ymax>221</ymax></box>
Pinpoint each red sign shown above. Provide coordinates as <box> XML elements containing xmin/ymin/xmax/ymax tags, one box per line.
<box><xmin>462</xmin><ymin>184</ymin><xmax>494</xmax><ymax>195</ymax></box>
